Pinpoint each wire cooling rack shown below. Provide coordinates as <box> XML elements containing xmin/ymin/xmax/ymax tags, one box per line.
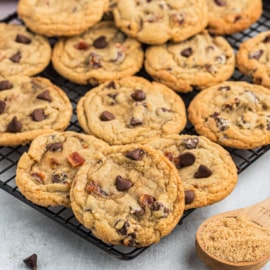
<box><xmin>1</xmin><ymin>2</ymin><xmax>270</xmax><ymax>260</ymax></box>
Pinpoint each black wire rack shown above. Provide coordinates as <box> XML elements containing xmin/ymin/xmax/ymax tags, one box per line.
<box><xmin>1</xmin><ymin>2</ymin><xmax>270</xmax><ymax>260</ymax></box>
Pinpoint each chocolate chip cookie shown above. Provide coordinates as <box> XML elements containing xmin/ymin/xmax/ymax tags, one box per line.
<box><xmin>0</xmin><ymin>23</ymin><xmax>51</xmax><ymax>79</ymax></box>
<box><xmin>237</xmin><ymin>31</ymin><xmax>270</xmax><ymax>88</ymax></box>
<box><xmin>0</xmin><ymin>76</ymin><xmax>72</xmax><ymax>146</ymax></box>
<box><xmin>143</xmin><ymin>134</ymin><xmax>238</xmax><ymax>210</ymax></box>
<box><xmin>144</xmin><ymin>30</ymin><xmax>235</xmax><ymax>93</ymax></box>
<box><xmin>70</xmin><ymin>144</ymin><xmax>185</xmax><ymax>247</ymax></box>
<box><xmin>77</xmin><ymin>76</ymin><xmax>187</xmax><ymax>145</ymax></box>
<box><xmin>188</xmin><ymin>81</ymin><xmax>270</xmax><ymax>149</ymax></box>
<box><xmin>16</xmin><ymin>131</ymin><xmax>108</xmax><ymax>207</ymax></box>
<box><xmin>113</xmin><ymin>0</ymin><xmax>208</xmax><ymax>44</ymax></box>
<box><xmin>206</xmin><ymin>0</ymin><xmax>262</xmax><ymax>35</ymax></box>
<box><xmin>17</xmin><ymin>0</ymin><xmax>109</xmax><ymax>37</ymax></box>
<box><xmin>52</xmin><ymin>21</ymin><xmax>144</xmax><ymax>85</ymax></box>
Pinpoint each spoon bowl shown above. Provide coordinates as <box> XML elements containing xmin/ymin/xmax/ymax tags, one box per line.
<box><xmin>195</xmin><ymin>197</ymin><xmax>270</xmax><ymax>270</ymax></box>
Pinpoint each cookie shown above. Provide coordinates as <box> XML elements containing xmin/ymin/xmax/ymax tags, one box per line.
<box><xmin>113</xmin><ymin>0</ymin><xmax>208</xmax><ymax>45</ymax></box>
<box><xmin>188</xmin><ymin>81</ymin><xmax>270</xmax><ymax>149</ymax></box>
<box><xmin>0</xmin><ymin>23</ymin><xmax>51</xmax><ymax>79</ymax></box>
<box><xmin>70</xmin><ymin>144</ymin><xmax>185</xmax><ymax>247</ymax></box>
<box><xmin>77</xmin><ymin>76</ymin><xmax>187</xmax><ymax>145</ymax></box>
<box><xmin>237</xmin><ymin>31</ymin><xmax>270</xmax><ymax>88</ymax></box>
<box><xmin>144</xmin><ymin>30</ymin><xmax>235</xmax><ymax>93</ymax></box>
<box><xmin>17</xmin><ymin>0</ymin><xmax>109</xmax><ymax>37</ymax></box>
<box><xmin>52</xmin><ymin>21</ymin><xmax>144</xmax><ymax>85</ymax></box>
<box><xmin>16</xmin><ymin>131</ymin><xmax>108</xmax><ymax>207</ymax></box>
<box><xmin>143</xmin><ymin>134</ymin><xmax>238</xmax><ymax>210</ymax></box>
<box><xmin>0</xmin><ymin>76</ymin><xmax>72</xmax><ymax>146</ymax></box>
<box><xmin>206</xmin><ymin>0</ymin><xmax>262</xmax><ymax>35</ymax></box>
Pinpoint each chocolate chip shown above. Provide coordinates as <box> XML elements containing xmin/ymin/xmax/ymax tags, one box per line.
<box><xmin>116</xmin><ymin>175</ymin><xmax>132</xmax><ymax>191</ymax></box>
<box><xmin>214</xmin><ymin>0</ymin><xmax>226</xmax><ymax>6</ymax></box>
<box><xmin>107</xmin><ymin>93</ymin><xmax>118</xmax><ymax>100</ymax></box>
<box><xmin>106</xmin><ymin>81</ymin><xmax>116</xmax><ymax>89</ymax></box>
<box><xmin>175</xmin><ymin>152</ymin><xmax>196</xmax><ymax>168</ymax></box>
<box><xmin>125</xmin><ymin>148</ymin><xmax>145</xmax><ymax>161</ymax></box>
<box><xmin>15</xmin><ymin>34</ymin><xmax>31</xmax><ymax>44</ymax></box>
<box><xmin>31</xmin><ymin>108</ymin><xmax>46</xmax><ymax>122</ymax></box>
<box><xmin>74</xmin><ymin>41</ymin><xmax>89</xmax><ymax>50</ymax></box>
<box><xmin>234</xmin><ymin>15</ymin><xmax>242</xmax><ymax>22</ymax></box>
<box><xmin>0</xmin><ymin>80</ymin><xmax>13</xmax><ymax>90</ymax></box>
<box><xmin>52</xmin><ymin>170</ymin><xmax>67</xmax><ymax>183</ymax></box>
<box><xmin>171</xmin><ymin>13</ymin><xmax>185</xmax><ymax>25</ymax></box>
<box><xmin>134</xmin><ymin>208</ymin><xmax>145</xmax><ymax>217</ymax></box>
<box><xmin>131</xmin><ymin>90</ymin><xmax>146</xmax><ymax>101</ymax></box>
<box><xmin>7</xmin><ymin>116</ymin><xmax>22</xmax><ymax>133</ymax></box>
<box><xmin>161</xmin><ymin>107</ymin><xmax>172</xmax><ymax>112</ymax></box>
<box><xmin>181</xmin><ymin>47</ymin><xmax>193</xmax><ymax>57</ymax></box>
<box><xmin>46</xmin><ymin>142</ymin><xmax>63</xmax><ymax>152</ymax></box>
<box><xmin>93</xmin><ymin>35</ymin><xmax>108</xmax><ymax>49</ymax></box>
<box><xmin>0</xmin><ymin>100</ymin><xmax>6</xmax><ymax>114</ymax></box>
<box><xmin>100</xmin><ymin>111</ymin><xmax>115</xmax><ymax>121</ymax></box>
<box><xmin>9</xmin><ymin>51</ymin><xmax>21</xmax><ymax>63</ymax></box>
<box><xmin>23</xmin><ymin>253</ymin><xmax>37</xmax><ymax>270</ymax></box>
<box><xmin>130</xmin><ymin>117</ymin><xmax>143</xmax><ymax>126</ymax></box>
<box><xmin>195</xmin><ymin>165</ymin><xmax>212</xmax><ymax>178</ymax></box>
<box><xmin>184</xmin><ymin>190</ymin><xmax>195</xmax><ymax>204</ymax></box>
<box><xmin>263</xmin><ymin>35</ymin><xmax>270</xmax><ymax>43</ymax></box>
<box><xmin>139</xmin><ymin>194</ymin><xmax>155</xmax><ymax>206</ymax></box>
<box><xmin>249</xmin><ymin>50</ymin><xmax>264</xmax><ymax>60</ymax></box>
<box><xmin>150</xmin><ymin>201</ymin><xmax>161</xmax><ymax>211</ymax></box>
<box><xmin>183</xmin><ymin>137</ymin><xmax>199</xmax><ymax>149</ymax></box>
<box><xmin>36</xmin><ymin>90</ymin><xmax>52</xmax><ymax>102</ymax></box>
<box><xmin>115</xmin><ymin>220</ymin><xmax>129</xmax><ymax>235</ymax></box>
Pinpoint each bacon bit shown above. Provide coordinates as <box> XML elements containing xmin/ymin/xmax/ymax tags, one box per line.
<box><xmin>30</xmin><ymin>172</ymin><xmax>45</xmax><ymax>184</ymax></box>
<box><xmin>67</xmin><ymin>151</ymin><xmax>85</xmax><ymax>167</ymax></box>
<box><xmin>74</xmin><ymin>41</ymin><xmax>89</xmax><ymax>50</ymax></box>
<box><xmin>85</xmin><ymin>181</ymin><xmax>107</xmax><ymax>196</ymax></box>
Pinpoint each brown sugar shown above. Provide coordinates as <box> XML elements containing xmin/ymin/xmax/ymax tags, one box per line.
<box><xmin>199</xmin><ymin>214</ymin><xmax>270</xmax><ymax>263</ymax></box>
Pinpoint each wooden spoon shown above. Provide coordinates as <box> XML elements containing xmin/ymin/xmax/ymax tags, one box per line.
<box><xmin>195</xmin><ymin>197</ymin><xmax>270</xmax><ymax>270</ymax></box>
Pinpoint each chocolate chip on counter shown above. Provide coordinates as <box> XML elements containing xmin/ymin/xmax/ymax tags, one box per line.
<box><xmin>31</xmin><ymin>108</ymin><xmax>46</xmax><ymax>122</ymax></box>
<box><xmin>181</xmin><ymin>47</ymin><xmax>193</xmax><ymax>57</ymax></box>
<box><xmin>249</xmin><ymin>50</ymin><xmax>264</xmax><ymax>60</ymax></box>
<box><xmin>195</xmin><ymin>164</ymin><xmax>212</xmax><ymax>178</ymax></box>
<box><xmin>106</xmin><ymin>81</ymin><xmax>116</xmax><ymax>89</ymax></box>
<box><xmin>23</xmin><ymin>253</ymin><xmax>37</xmax><ymax>270</ymax></box>
<box><xmin>93</xmin><ymin>35</ymin><xmax>108</xmax><ymax>49</ymax></box>
<box><xmin>184</xmin><ymin>190</ymin><xmax>195</xmax><ymax>204</ymax></box>
<box><xmin>15</xmin><ymin>34</ymin><xmax>31</xmax><ymax>44</ymax></box>
<box><xmin>174</xmin><ymin>152</ymin><xmax>196</xmax><ymax>168</ymax></box>
<box><xmin>131</xmin><ymin>90</ymin><xmax>146</xmax><ymax>101</ymax></box>
<box><xmin>46</xmin><ymin>142</ymin><xmax>63</xmax><ymax>152</ymax></box>
<box><xmin>263</xmin><ymin>35</ymin><xmax>270</xmax><ymax>43</ymax></box>
<box><xmin>52</xmin><ymin>170</ymin><xmax>67</xmax><ymax>183</ymax></box>
<box><xmin>183</xmin><ymin>137</ymin><xmax>199</xmax><ymax>149</ymax></box>
<box><xmin>214</xmin><ymin>0</ymin><xmax>226</xmax><ymax>6</ymax></box>
<box><xmin>0</xmin><ymin>80</ymin><xmax>13</xmax><ymax>90</ymax></box>
<box><xmin>0</xmin><ymin>100</ymin><xmax>6</xmax><ymax>114</ymax></box>
<box><xmin>130</xmin><ymin>117</ymin><xmax>143</xmax><ymax>126</ymax></box>
<box><xmin>9</xmin><ymin>51</ymin><xmax>21</xmax><ymax>63</ymax></box>
<box><xmin>100</xmin><ymin>111</ymin><xmax>115</xmax><ymax>121</ymax></box>
<box><xmin>125</xmin><ymin>148</ymin><xmax>145</xmax><ymax>160</ymax></box>
<box><xmin>36</xmin><ymin>90</ymin><xmax>52</xmax><ymax>102</ymax></box>
<box><xmin>7</xmin><ymin>116</ymin><xmax>22</xmax><ymax>133</ymax></box>
<box><xmin>116</xmin><ymin>175</ymin><xmax>132</xmax><ymax>191</ymax></box>
<box><xmin>74</xmin><ymin>40</ymin><xmax>89</xmax><ymax>50</ymax></box>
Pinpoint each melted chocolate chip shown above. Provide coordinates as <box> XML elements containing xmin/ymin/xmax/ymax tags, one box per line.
<box><xmin>234</xmin><ymin>15</ymin><xmax>242</xmax><ymax>22</ymax></box>
<box><xmin>195</xmin><ymin>165</ymin><xmax>212</xmax><ymax>178</ymax></box>
<box><xmin>214</xmin><ymin>0</ymin><xmax>226</xmax><ymax>6</ymax></box>
<box><xmin>181</xmin><ymin>47</ymin><xmax>193</xmax><ymax>57</ymax></box>
<box><xmin>249</xmin><ymin>50</ymin><xmax>264</xmax><ymax>60</ymax></box>
<box><xmin>36</xmin><ymin>90</ymin><xmax>52</xmax><ymax>102</ymax></box>
<box><xmin>52</xmin><ymin>170</ymin><xmax>67</xmax><ymax>183</ymax></box>
<box><xmin>164</xmin><ymin>151</ymin><xmax>174</xmax><ymax>162</ymax></box>
<box><xmin>184</xmin><ymin>190</ymin><xmax>195</xmax><ymax>204</ymax></box>
<box><xmin>116</xmin><ymin>175</ymin><xmax>132</xmax><ymax>191</ymax></box>
<box><xmin>139</xmin><ymin>194</ymin><xmax>155</xmax><ymax>206</ymax></box>
<box><xmin>93</xmin><ymin>35</ymin><xmax>108</xmax><ymax>49</ymax></box>
<box><xmin>183</xmin><ymin>137</ymin><xmax>199</xmax><ymax>149</ymax></box>
<box><xmin>131</xmin><ymin>90</ymin><xmax>146</xmax><ymax>101</ymax></box>
<box><xmin>0</xmin><ymin>100</ymin><xmax>6</xmax><ymax>114</ymax></box>
<box><xmin>100</xmin><ymin>111</ymin><xmax>115</xmax><ymax>121</ymax></box>
<box><xmin>106</xmin><ymin>81</ymin><xmax>116</xmax><ymax>89</ymax></box>
<box><xmin>46</xmin><ymin>142</ymin><xmax>63</xmax><ymax>152</ymax></box>
<box><xmin>125</xmin><ymin>148</ymin><xmax>145</xmax><ymax>161</ymax></box>
<box><xmin>134</xmin><ymin>208</ymin><xmax>145</xmax><ymax>217</ymax></box>
<box><xmin>9</xmin><ymin>51</ymin><xmax>21</xmax><ymax>63</ymax></box>
<box><xmin>7</xmin><ymin>116</ymin><xmax>22</xmax><ymax>133</ymax></box>
<box><xmin>130</xmin><ymin>117</ymin><xmax>143</xmax><ymax>126</ymax></box>
<box><xmin>31</xmin><ymin>108</ymin><xmax>46</xmax><ymax>122</ymax></box>
<box><xmin>15</xmin><ymin>34</ymin><xmax>31</xmax><ymax>44</ymax></box>
<box><xmin>116</xmin><ymin>220</ymin><xmax>129</xmax><ymax>235</ymax></box>
<box><xmin>263</xmin><ymin>35</ymin><xmax>270</xmax><ymax>43</ymax></box>
<box><xmin>23</xmin><ymin>253</ymin><xmax>37</xmax><ymax>270</ymax></box>
<box><xmin>175</xmin><ymin>152</ymin><xmax>196</xmax><ymax>168</ymax></box>
<box><xmin>0</xmin><ymin>80</ymin><xmax>13</xmax><ymax>90</ymax></box>
<box><xmin>74</xmin><ymin>41</ymin><xmax>89</xmax><ymax>50</ymax></box>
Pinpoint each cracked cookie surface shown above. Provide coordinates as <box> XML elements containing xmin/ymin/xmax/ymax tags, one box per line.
<box><xmin>143</xmin><ymin>134</ymin><xmax>238</xmax><ymax>210</ymax></box>
<box><xmin>0</xmin><ymin>76</ymin><xmax>72</xmax><ymax>146</ymax></box>
<box><xmin>0</xmin><ymin>23</ymin><xmax>51</xmax><ymax>79</ymax></box>
<box><xmin>70</xmin><ymin>144</ymin><xmax>185</xmax><ymax>247</ymax></box>
<box><xmin>188</xmin><ymin>81</ymin><xmax>270</xmax><ymax>149</ymax></box>
<box><xmin>113</xmin><ymin>0</ymin><xmax>208</xmax><ymax>44</ymax></box>
<box><xmin>16</xmin><ymin>131</ymin><xmax>108</xmax><ymax>207</ymax></box>
<box><xmin>77</xmin><ymin>76</ymin><xmax>187</xmax><ymax>145</ymax></box>
<box><xmin>52</xmin><ymin>21</ymin><xmax>144</xmax><ymax>85</ymax></box>
<box><xmin>145</xmin><ymin>30</ymin><xmax>235</xmax><ymax>93</ymax></box>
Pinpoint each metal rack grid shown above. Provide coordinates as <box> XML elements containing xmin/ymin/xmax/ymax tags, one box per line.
<box><xmin>1</xmin><ymin>2</ymin><xmax>270</xmax><ymax>260</ymax></box>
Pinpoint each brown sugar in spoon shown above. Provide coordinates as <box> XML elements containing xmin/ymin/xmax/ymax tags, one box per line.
<box><xmin>195</xmin><ymin>197</ymin><xmax>270</xmax><ymax>270</ymax></box>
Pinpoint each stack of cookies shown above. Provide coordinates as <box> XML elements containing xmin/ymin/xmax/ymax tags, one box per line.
<box><xmin>1</xmin><ymin>0</ymin><xmax>269</xmax><ymax>248</ymax></box>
